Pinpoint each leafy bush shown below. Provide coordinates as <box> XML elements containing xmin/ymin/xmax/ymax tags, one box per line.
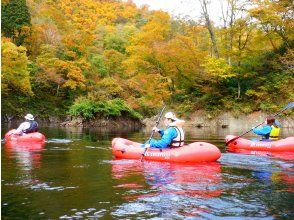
<box><xmin>68</xmin><ymin>98</ymin><xmax>97</xmax><ymax>119</ymax></box>
<box><xmin>89</xmin><ymin>55</ymin><xmax>108</xmax><ymax>77</ymax></box>
<box><xmin>68</xmin><ymin>98</ymin><xmax>142</xmax><ymax>120</ymax></box>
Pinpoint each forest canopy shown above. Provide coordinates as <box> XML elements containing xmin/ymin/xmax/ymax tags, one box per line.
<box><xmin>1</xmin><ymin>0</ymin><xmax>293</xmax><ymax>120</ymax></box>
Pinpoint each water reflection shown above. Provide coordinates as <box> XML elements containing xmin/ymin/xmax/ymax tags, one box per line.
<box><xmin>228</xmin><ymin>147</ymin><xmax>294</xmax><ymax>161</ymax></box>
<box><xmin>111</xmin><ymin>160</ymin><xmax>222</xmax><ymax>218</ymax></box>
<box><xmin>4</xmin><ymin>141</ymin><xmax>45</xmax><ymax>171</ymax></box>
<box><xmin>3</xmin><ymin>141</ymin><xmax>46</xmax><ymax>196</ymax></box>
<box><xmin>2</xmin><ymin>125</ymin><xmax>294</xmax><ymax>219</ymax></box>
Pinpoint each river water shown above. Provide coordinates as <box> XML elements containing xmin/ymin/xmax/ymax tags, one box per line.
<box><xmin>1</xmin><ymin>126</ymin><xmax>294</xmax><ymax>219</ymax></box>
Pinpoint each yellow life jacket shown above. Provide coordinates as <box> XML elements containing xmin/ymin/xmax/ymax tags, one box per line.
<box><xmin>269</xmin><ymin>126</ymin><xmax>280</xmax><ymax>141</ymax></box>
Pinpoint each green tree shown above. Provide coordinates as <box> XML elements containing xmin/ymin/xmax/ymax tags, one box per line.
<box><xmin>1</xmin><ymin>0</ymin><xmax>31</xmax><ymax>45</ymax></box>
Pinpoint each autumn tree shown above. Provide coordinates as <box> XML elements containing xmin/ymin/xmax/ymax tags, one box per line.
<box><xmin>249</xmin><ymin>0</ymin><xmax>293</xmax><ymax>50</ymax></box>
<box><xmin>1</xmin><ymin>39</ymin><xmax>33</xmax><ymax>96</ymax></box>
<box><xmin>1</xmin><ymin>39</ymin><xmax>33</xmax><ymax>117</ymax></box>
<box><xmin>199</xmin><ymin>0</ymin><xmax>219</xmax><ymax>58</ymax></box>
<box><xmin>2</xmin><ymin>0</ymin><xmax>292</xmax><ymax>119</ymax></box>
<box><xmin>1</xmin><ymin>0</ymin><xmax>31</xmax><ymax>46</ymax></box>
<box><xmin>124</xmin><ymin>11</ymin><xmax>172</xmax><ymax>111</ymax></box>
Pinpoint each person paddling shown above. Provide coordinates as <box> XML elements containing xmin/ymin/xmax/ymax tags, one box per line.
<box><xmin>269</xmin><ymin>119</ymin><xmax>281</xmax><ymax>141</ymax></box>
<box><xmin>252</xmin><ymin>117</ymin><xmax>280</xmax><ymax>141</ymax></box>
<box><xmin>13</xmin><ymin>114</ymin><xmax>39</xmax><ymax>135</ymax></box>
<box><xmin>143</xmin><ymin>112</ymin><xmax>185</xmax><ymax>149</ymax></box>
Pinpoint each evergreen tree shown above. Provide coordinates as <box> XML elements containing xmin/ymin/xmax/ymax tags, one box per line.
<box><xmin>1</xmin><ymin>0</ymin><xmax>31</xmax><ymax>45</ymax></box>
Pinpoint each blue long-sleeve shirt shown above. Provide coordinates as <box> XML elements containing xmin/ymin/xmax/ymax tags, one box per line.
<box><xmin>149</xmin><ymin>127</ymin><xmax>178</xmax><ymax>149</ymax></box>
<box><xmin>253</xmin><ymin>125</ymin><xmax>272</xmax><ymax>139</ymax></box>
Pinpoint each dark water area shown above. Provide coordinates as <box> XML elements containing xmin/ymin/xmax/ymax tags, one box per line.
<box><xmin>1</xmin><ymin>125</ymin><xmax>294</xmax><ymax>219</ymax></box>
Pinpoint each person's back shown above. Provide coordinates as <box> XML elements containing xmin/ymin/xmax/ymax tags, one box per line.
<box><xmin>14</xmin><ymin>114</ymin><xmax>39</xmax><ymax>135</ymax></box>
<box><xmin>269</xmin><ymin>121</ymin><xmax>281</xmax><ymax>141</ymax></box>
<box><xmin>253</xmin><ymin>117</ymin><xmax>275</xmax><ymax>141</ymax></box>
<box><xmin>23</xmin><ymin>120</ymin><xmax>38</xmax><ymax>134</ymax></box>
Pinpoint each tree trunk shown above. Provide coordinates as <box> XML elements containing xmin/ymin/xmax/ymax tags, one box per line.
<box><xmin>237</xmin><ymin>78</ymin><xmax>241</xmax><ymax>99</ymax></box>
<box><xmin>228</xmin><ymin>0</ymin><xmax>235</xmax><ymax>65</ymax></box>
<box><xmin>237</xmin><ymin>61</ymin><xmax>241</xmax><ymax>99</ymax></box>
<box><xmin>199</xmin><ymin>0</ymin><xmax>220</xmax><ymax>58</ymax></box>
<box><xmin>220</xmin><ymin>0</ymin><xmax>237</xmax><ymax>65</ymax></box>
<box><xmin>56</xmin><ymin>84</ymin><xmax>60</xmax><ymax>96</ymax></box>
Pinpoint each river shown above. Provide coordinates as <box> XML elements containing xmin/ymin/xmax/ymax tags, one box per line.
<box><xmin>1</xmin><ymin>125</ymin><xmax>294</xmax><ymax>219</ymax></box>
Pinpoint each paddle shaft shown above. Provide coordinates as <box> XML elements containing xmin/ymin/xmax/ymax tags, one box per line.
<box><xmin>141</xmin><ymin>105</ymin><xmax>166</xmax><ymax>161</ymax></box>
<box><xmin>226</xmin><ymin>102</ymin><xmax>294</xmax><ymax>146</ymax></box>
<box><xmin>3</xmin><ymin>132</ymin><xmax>14</xmax><ymax>142</ymax></box>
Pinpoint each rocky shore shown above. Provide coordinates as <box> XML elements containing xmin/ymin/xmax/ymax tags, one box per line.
<box><xmin>143</xmin><ymin>111</ymin><xmax>294</xmax><ymax>129</ymax></box>
<box><xmin>2</xmin><ymin>111</ymin><xmax>293</xmax><ymax>130</ymax></box>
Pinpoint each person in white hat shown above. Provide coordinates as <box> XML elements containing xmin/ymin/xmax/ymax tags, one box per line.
<box><xmin>13</xmin><ymin>114</ymin><xmax>39</xmax><ymax>135</ymax></box>
<box><xmin>144</xmin><ymin>111</ymin><xmax>185</xmax><ymax>149</ymax></box>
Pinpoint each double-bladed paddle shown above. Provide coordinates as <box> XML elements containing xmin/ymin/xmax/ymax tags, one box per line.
<box><xmin>141</xmin><ymin>105</ymin><xmax>166</xmax><ymax>162</ymax></box>
<box><xmin>225</xmin><ymin>101</ymin><xmax>294</xmax><ymax>146</ymax></box>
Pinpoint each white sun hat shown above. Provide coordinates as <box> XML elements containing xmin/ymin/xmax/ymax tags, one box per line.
<box><xmin>25</xmin><ymin>113</ymin><xmax>34</xmax><ymax>120</ymax></box>
<box><xmin>164</xmin><ymin>112</ymin><xmax>177</xmax><ymax>121</ymax></box>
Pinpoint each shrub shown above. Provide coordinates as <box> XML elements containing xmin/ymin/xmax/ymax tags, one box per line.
<box><xmin>69</xmin><ymin>98</ymin><xmax>142</xmax><ymax>120</ymax></box>
<box><xmin>68</xmin><ymin>98</ymin><xmax>97</xmax><ymax>119</ymax></box>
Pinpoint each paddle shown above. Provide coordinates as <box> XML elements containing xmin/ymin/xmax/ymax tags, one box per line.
<box><xmin>225</xmin><ymin>101</ymin><xmax>294</xmax><ymax>146</ymax></box>
<box><xmin>3</xmin><ymin>131</ymin><xmax>15</xmax><ymax>142</ymax></box>
<box><xmin>140</xmin><ymin>105</ymin><xmax>166</xmax><ymax>162</ymax></box>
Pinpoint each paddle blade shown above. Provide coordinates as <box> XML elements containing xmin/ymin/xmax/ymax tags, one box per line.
<box><xmin>225</xmin><ymin>136</ymin><xmax>239</xmax><ymax>146</ymax></box>
<box><xmin>285</xmin><ymin>102</ymin><xmax>294</xmax><ymax>110</ymax></box>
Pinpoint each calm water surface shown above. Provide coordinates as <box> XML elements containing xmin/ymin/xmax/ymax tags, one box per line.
<box><xmin>2</xmin><ymin>126</ymin><xmax>294</xmax><ymax>219</ymax></box>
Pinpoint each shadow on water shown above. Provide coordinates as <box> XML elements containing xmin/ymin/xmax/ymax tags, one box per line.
<box><xmin>1</xmin><ymin>125</ymin><xmax>294</xmax><ymax>219</ymax></box>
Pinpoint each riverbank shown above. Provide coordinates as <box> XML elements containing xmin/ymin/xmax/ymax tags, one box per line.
<box><xmin>143</xmin><ymin>111</ymin><xmax>294</xmax><ymax>129</ymax></box>
<box><xmin>2</xmin><ymin>111</ymin><xmax>293</xmax><ymax>130</ymax></box>
<box><xmin>1</xmin><ymin>115</ymin><xmax>144</xmax><ymax>130</ymax></box>
<box><xmin>60</xmin><ymin>115</ymin><xmax>143</xmax><ymax>129</ymax></box>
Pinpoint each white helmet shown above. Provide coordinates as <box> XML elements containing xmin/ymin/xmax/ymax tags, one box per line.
<box><xmin>25</xmin><ymin>113</ymin><xmax>34</xmax><ymax>120</ymax></box>
<box><xmin>164</xmin><ymin>112</ymin><xmax>177</xmax><ymax>120</ymax></box>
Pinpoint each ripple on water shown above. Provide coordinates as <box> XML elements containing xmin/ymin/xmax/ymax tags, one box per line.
<box><xmin>85</xmin><ymin>146</ymin><xmax>110</xmax><ymax>150</ymax></box>
<box><xmin>59</xmin><ymin>208</ymin><xmax>106</xmax><ymax>219</ymax></box>
<box><xmin>112</xmin><ymin>193</ymin><xmax>210</xmax><ymax>219</ymax></box>
<box><xmin>220</xmin><ymin>153</ymin><xmax>288</xmax><ymax>172</ymax></box>
<box><xmin>30</xmin><ymin>182</ymin><xmax>78</xmax><ymax>191</ymax></box>
<box><xmin>73</xmin><ymin>164</ymin><xmax>90</xmax><ymax>168</ymax></box>
<box><xmin>46</xmin><ymin>139</ymin><xmax>73</xmax><ymax>144</ymax></box>
<box><xmin>48</xmin><ymin>146</ymin><xmax>71</xmax><ymax>151</ymax></box>
<box><xmin>202</xmin><ymin>197</ymin><xmax>273</xmax><ymax>218</ymax></box>
<box><xmin>112</xmin><ymin>191</ymin><xmax>275</xmax><ymax>219</ymax></box>
<box><xmin>101</xmin><ymin>159</ymin><xmax>136</xmax><ymax>165</ymax></box>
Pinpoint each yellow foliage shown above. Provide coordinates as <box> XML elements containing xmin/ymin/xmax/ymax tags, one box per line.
<box><xmin>202</xmin><ymin>57</ymin><xmax>236</xmax><ymax>83</ymax></box>
<box><xmin>1</xmin><ymin>40</ymin><xmax>33</xmax><ymax>96</ymax></box>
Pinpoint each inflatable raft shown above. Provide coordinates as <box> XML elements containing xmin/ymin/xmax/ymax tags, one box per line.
<box><xmin>5</xmin><ymin>129</ymin><xmax>46</xmax><ymax>143</ymax></box>
<box><xmin>226</xmin><ymin>135</ymin><xmax>294</xmax><ymax>152</ymax></box>
<box><xmin>112</xmin><ymin>138</ymin><xmax>221</xmax><ymax>163</ymax></box>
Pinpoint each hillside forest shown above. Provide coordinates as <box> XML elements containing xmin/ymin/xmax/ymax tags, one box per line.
<box><xmin>1</xmin><ymin>0</ymin><xmax>293</xmax><ymax>122</ymax></box>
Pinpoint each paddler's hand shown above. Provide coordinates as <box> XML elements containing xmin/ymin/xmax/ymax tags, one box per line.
<box><xmin>144</xmin><ymin>144</ymin><xmax>151</xmax><ymax>148</ymax></box>
<box><xmin>152</xmin><ymin>127</ymin><xmax>159</xmax><ymax>132</ymax></box>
